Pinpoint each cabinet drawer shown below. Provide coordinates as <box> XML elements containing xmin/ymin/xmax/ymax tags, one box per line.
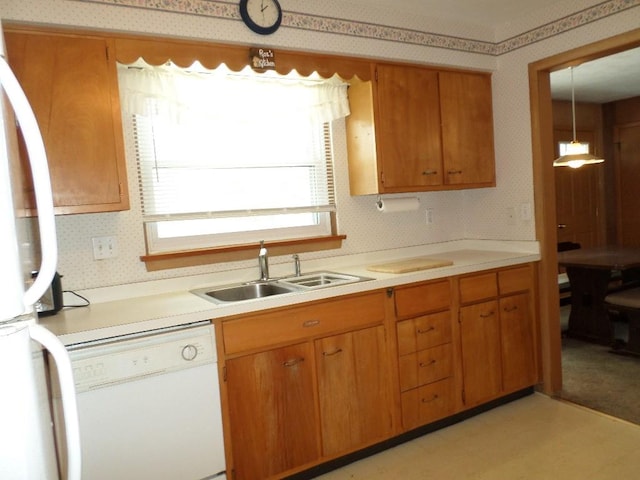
<box><xmin>459</xmin><ymin>272</ymin><xmax>497</xmax><ymax>303</ymax></box>
<box><xmin>398</xmin><ymin>343</ymin><xmax>453</xmax><ymax>392</ymax></box>
<box><xmin>222</xmin><ymin>291</ymin><xmax>386</xmax><ymax>354</ymax></box>
<box><xmin>394</xmin><ymin>280</ymin><xmax>451</xmax><ymax>318</ymax></box>
<box><xmin>401</xmin><ymin>377</ymin><xmax>456</xmax><ymax>430</ymax></box>
<box><xmin>499</xmin><ymin>265</ymin><xmax>532</xmax><ymax>295</ymax></box>
<box><xmin>397</xmin><ymin>311</ymin><xmax>452</xmax><ymax>356</ymax></box>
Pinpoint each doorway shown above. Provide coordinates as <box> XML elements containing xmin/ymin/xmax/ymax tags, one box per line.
<box><xmin>528</xmin><ymin>28</ymin><xmax>640</xmax><ymax>397</ymax></box>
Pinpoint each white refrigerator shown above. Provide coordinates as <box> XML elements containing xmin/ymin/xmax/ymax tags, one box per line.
<box><xmin>0</xmin><ymin>22</ymin><xmax>81</xmax><ymax>480</ymax></box>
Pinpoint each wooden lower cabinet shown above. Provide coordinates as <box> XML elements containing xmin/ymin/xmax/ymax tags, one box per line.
<box><xmin>500</xmin><ymin>292</ymin><xmax>537</xmax><ymax>392</ymax></box>
<box><xmin>225</xmin><ymin>343</ymin><xmax>320</xmax><ymax>480</ymax></box>
<box><xmin>221</xmin><ymin>265</ymin><xmax>538</xmax><ymax>478</ymax></box>
<box><xmin>222</xmin><ymin>291</ymin><xmax>393</xmax><ymax>479</ymax></box>
<box><xmin>316</xmin><ymin>325</ymin><xmax>393</xmax><ymax>456</ymax></box>
<box><xmin>459</xmin><ymin>300</ymin><xmax>502</xmax><ymax>406</ymax></box>
<box><xmin>458</xmin><ymin>265</ymin><xmax>538</xmax><ymax>407</ymax></box>
<box><xmin>394</xmin><ymin>280</ymin><xmax>458</xmax><ymax>431</ymax></box>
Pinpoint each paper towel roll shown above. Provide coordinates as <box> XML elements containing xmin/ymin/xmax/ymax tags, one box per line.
<box><xmin>376</xmin><ymin>197</ymin><xmax>420</xmax><ymax>213</ymax></box>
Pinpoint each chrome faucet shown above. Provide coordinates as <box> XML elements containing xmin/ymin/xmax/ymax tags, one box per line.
<box><xmin>293</xmin><ymin>254</ymin><xmax>301</xmax><ymax>276</ymax></box>
<box><xmin>258</xmin><ymin>241</ymin><xmax>269</xmax><ymax>281</ymax></box>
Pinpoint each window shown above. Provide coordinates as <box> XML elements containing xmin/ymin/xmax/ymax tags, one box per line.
<box><xmin>117</xmin><ymin>61</ymin><xmax>349</xmax><ymax>254</ymax></box>
<box><xmin>558</xmin><ymin>141</ymin><xmax>590</xmax><ymax>156</ymax></box>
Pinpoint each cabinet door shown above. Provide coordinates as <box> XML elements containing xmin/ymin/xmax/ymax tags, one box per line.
<box><xmin>439</xmin><ymin>71</ymin><xmax>495</xmax><ymax>187</ymax></box>
<box><xmin>376</xmin><ymin>64</ymin><xmax>443</xmax><ymax>190</ymax></box>
<box><xmin>5</xmin><ymin>30</ymin><xmax>129</xmax><ymax>214</ymax></box>
<box><xmin>500</xmin><ymin>293</ymin><xmax>537</xmax><ymax>392</ymax></box>
<box><xmin>316</xmin><ymin>325</ymin><xmax>393</xmax><ymax>456</ymax></box>
<box><xmin>459</xmin><ymin>300</ymin><xmax>502</xmax><ymax>406</ymax></box>
<box><xmin>226</xmin><ymin>343</ymin><xmax>319</xmax><ymax>480</ymax></box>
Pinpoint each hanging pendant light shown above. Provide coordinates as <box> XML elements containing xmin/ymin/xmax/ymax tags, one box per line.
<box><xmin>553</xmin><ymin>66</ymin><xmax>605</xmax><ymax>168</ymax></box>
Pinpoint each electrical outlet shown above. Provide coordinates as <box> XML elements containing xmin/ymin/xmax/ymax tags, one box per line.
<box><xmin>426</xmin><ymin>208</ymin><xmax>434</xmax><ymax>225</ymax></box>
<box><xmin>92</xmin><ymin>236</ymin><xmax>118</xmax><ymax>260</ymax></box>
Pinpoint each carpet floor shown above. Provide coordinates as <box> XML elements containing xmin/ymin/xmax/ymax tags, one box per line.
<box><xmin>561</xmin><ymin>336</ymin><xmax>640</xmax><ymax>425</ymax></box>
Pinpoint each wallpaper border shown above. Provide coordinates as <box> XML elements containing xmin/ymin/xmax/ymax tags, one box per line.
<box><xmin>72</xmin><ymin>0</ymin><xmax>639</xmax><ymax>56</ymax></box>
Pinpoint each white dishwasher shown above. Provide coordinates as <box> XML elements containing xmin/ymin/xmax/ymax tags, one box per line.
<box><xmin>53</xmin><ymin>321</ymin><xmax>226</xmax><ymax>480</ymax></box>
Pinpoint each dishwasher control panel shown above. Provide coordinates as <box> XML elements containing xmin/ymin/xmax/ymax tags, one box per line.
<box><xmin>67</xmin><ymin>323</ymin><xmax>216</xmax><ymax>393</ymax></box>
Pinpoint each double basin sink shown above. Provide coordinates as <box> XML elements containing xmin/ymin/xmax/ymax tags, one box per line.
<box><xmin>191</xmin><ymin>271</ymin><xmax>373</xmax><ymax>304</ymax></box>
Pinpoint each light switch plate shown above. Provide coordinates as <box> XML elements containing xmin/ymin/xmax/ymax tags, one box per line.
<box><xmin>92</xmin><ymin>236</ymin><xmax>118</xmax><ymax>260</ymax></box>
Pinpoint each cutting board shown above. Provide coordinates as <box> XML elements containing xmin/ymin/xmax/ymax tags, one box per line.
<box><xmin>367</xmin><ymin>257</ymin><xmax>453</xmax><ymax>274</ymax></box>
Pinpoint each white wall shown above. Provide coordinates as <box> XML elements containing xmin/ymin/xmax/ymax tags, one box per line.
<box><xmin>1</xmin><ymin>0</ymin><xmax>637</xmax><ymax>290</ymax></box>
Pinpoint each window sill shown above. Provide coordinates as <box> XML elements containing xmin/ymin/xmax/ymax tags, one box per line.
<box><xmin>140</xmin><ymin>235</ymin><xmax>347</xmax><ymax>271</ymax></box>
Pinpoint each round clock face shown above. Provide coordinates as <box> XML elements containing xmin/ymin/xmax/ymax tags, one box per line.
<box><xmin>239</xmin><ymin>0</ymin><xmax>283</xmax><ymax>35</ymax></box>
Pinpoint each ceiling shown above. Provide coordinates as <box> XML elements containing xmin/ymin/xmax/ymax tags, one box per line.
<box><xmin>549</xmin><ymin>48</ymin><xmax>640</xmax><ymax>104</ymax></box>
<box><xmin>342</xmin><ymin>0</ymin><xmax>640</xmax><ymax>104</ymax></box>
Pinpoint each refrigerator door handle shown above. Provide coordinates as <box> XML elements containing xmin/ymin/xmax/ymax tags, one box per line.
<box><xmin>30</xmin><ymin>324</ymin><xmax>81</xmax><ymax>480</ymax></box>
<box><xmin>0</xmin><ymin>56</ymin><xmax>57</xmax><ymax>307</ymax></box>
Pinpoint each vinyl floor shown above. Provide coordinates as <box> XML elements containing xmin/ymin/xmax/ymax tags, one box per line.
<box><xmin>316</xmin><ymin>393</ymin><xmax>640</xmax><ymax>479</ymax></box>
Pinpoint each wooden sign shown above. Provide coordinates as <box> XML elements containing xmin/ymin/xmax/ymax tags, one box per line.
<box><xmin>250</xmin><ymin>48</ymin><xmax>276</xmax><ymax>71</ymax></box>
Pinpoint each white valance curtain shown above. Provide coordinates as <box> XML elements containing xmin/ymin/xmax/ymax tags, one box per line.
<box><xmin>117</xmin><ymin>60</ymin><xmax>350</xmax><ymax>125</ymax></box>
<box><xmin>116</xmin><ymin>60</ymin><xmax>348</xmax><ymax>223</ymax></box>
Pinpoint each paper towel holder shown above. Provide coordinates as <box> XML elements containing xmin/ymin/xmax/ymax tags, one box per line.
<box><xmin>375</xmin><ymin>195</ymin><xmax>420</xmax><ymax>213</ymax></box>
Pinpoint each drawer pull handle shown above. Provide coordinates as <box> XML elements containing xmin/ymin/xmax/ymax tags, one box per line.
<box><xmin>504</xmin><ymin>305</ymin><xmax>519</xmax><ymax>313</ymax></box>
<box><xmin>417</xmin><ymin>326</ymin><xmax>435</xmax><ymax>334</ymax></box>
<box><xmin>422</xmin><ymin>169</ymin><xmax>438</xmax><ymax>176</ymax></box>
<box><xmin>302</xmin><ymin>319</ymin><xmax>320</xmax><ymax>328</ymax></box>
<box><xmin>480</xmin><ymin>311</ymin><xmax>495</xmax><ymax>318</ymax></box>
<box><xmin>419</xmin><ymin>359</ymin><xmax>437</xmax><ymax>368</ymax></box>
<box><xmin>283</xmin><ymin>357</ymin><xmax>305</xmax><ymax>367</ymax></box>
<box><xmin>447</xmin><ymin>169</ymin><xmax>463</xmax><ymax>175</ymax></box>
<box><xmin>322</xmin><ymin>348</ymin><xmax>343</xmax><ymax>357</ymax></box>
<box><xmin>421</xmin><ymin>394</ymin><xmax>439</xmax><ymax>403</ymax></box>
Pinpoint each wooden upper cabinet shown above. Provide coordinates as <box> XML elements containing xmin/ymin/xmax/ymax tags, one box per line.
<box><xmin>375</xmin><ymin>64</ymin><xmax>443</xmax><ymax>190</ymax></box>
<box><xmin>439</xmin><ymin>70</ymin><xmax>495</xmax><ymax>187</ymax></box>
<box><xmin>346</xmin><ymin>63</ymin><xmax>495</xmax><ymax>195</ymax></box>
<box><xmin>4</xmin><ymin>27</ymin><xmax>129</xmax><ymax>214</ymax></box>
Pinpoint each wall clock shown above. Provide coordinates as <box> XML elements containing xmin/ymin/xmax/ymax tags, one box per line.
<box><xmin>239</xmin><ymin>0</ymin><xmax>283</xmax><ymax>35</ymax></box>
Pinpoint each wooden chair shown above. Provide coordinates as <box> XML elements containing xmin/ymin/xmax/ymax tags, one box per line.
<box><xmin>604</xmin><ymin>287</ymin><xmax>640</xmax><ymax>356</ymax></box>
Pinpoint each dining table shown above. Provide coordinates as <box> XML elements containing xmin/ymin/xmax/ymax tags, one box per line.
<box><xmin>558</xmin><ymin>245</ymin><xmax>640</xmax><ymax>344</ymax></box>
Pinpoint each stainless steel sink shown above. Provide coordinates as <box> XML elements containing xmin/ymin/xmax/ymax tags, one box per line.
<box><xmin>191</xmin><ymin>281</ymin><xmax>299</xmax><ymax>304</ymax></box>
<box><xmin>191</xmin><ymin>271</ymin><xmax>373</xmax><ymax>304</ymax></box>
<box><xmin>279</xmin><ymin>271</ymin><xmax>373</xmax><ymax>290</ymax></box>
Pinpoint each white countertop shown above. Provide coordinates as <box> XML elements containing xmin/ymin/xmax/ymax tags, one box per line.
<box><xmin>40</xmin><ymin>240</ymin><xmax>540</xmax><ymax>346</ymax></box>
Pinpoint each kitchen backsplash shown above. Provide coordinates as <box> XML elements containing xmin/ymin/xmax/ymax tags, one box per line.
<box><xmin>55</xmin><ymin>119</ymin><xmax>464</xmax><ymax>290</ymax></box>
